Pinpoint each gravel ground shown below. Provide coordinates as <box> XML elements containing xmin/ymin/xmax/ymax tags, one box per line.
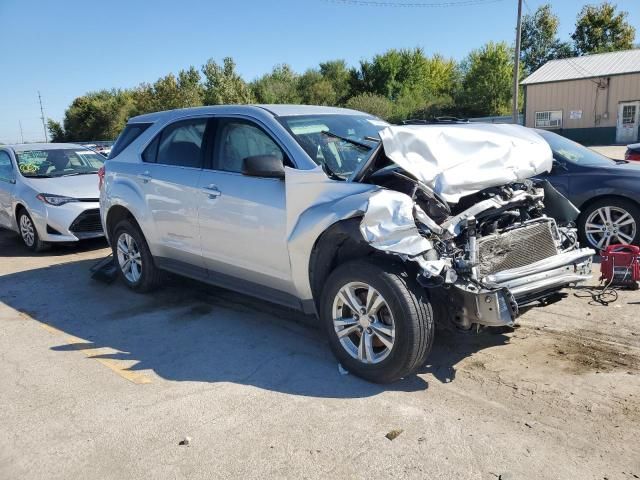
<box><xmin>0</xmin><ymin>229</ymin><xmax>639</xmax><ymax>480</ymax></box>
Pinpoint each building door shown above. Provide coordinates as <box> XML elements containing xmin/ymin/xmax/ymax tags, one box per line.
<box><xmin>616</xmin><ymin>101</ymin><xmax>640</xmax><ymax>144</ymax></box>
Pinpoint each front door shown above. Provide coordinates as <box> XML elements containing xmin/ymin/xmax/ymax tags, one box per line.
<box><xmin>197</xmin><ymin>117</ymin><xmax>292</xmax><ymax>296</ymax></box>
<box><xmin>0</xmin><ymin>150</ymin><xmax>16</xmax><ymax>229</ymax></box>
<box><xmin>616</xmin><ymin>101</ymin><xmax>640</xmax><ymax>144</ymax></box>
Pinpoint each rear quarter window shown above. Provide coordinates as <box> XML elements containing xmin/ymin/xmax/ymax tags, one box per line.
<box><xmin>109</xmin><ymin>123</ymin><xmax>152</xmax><ymax>159</ymax></box>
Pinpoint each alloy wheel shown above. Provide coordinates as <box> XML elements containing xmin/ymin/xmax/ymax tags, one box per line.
<box><xmin>116</xmin><ymin>232</ymin><xmax>142</xmax><ymax>283</ymax></box>
<box><xmin>585</xmin><ymin>206</ymin><xmax>637</xmax><ymax>249</ymax></box>
<box><xmin>332</xmin><ymin>282</ymin><xmax>395</xmax><ymax>364</ymax></box>
<box><xmin>20</xmin><ymin>214</ymin><xmax>35</xmax><ymax>247</ymax></box>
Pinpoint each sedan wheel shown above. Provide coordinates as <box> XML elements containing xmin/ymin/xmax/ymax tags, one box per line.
<box><xmin>116</xmin><ymin>232</ymin><xmax>143</xmax><ymax>283</ymax></box>
<box><xmin>584</xmin><ymin>206</ymin><xmax>637</xmax><ymax>249</ymax></box>
<box><xmin>20</xmin><ymin>214</ymin><xmax>35</xmax><ymax>248</ymax></box>
<box><xmin>332</xmin><ymin>282</ymin><xmax>396</xmax><ymax>364</ymax></box>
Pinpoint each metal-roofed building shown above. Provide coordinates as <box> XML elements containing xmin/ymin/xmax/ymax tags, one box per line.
<box><xmin>521</xmin><ymin>49</ymin><xmax>640</xmax><ymax>145</ymax></box>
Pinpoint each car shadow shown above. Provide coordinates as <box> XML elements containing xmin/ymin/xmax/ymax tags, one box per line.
<box><xmin>0</xmin><ymin>228</ymin><xmax>108</xmax><ymax>257</ymax></box>
<box><xmin>0</xmin><ymin>255</ymin><xmax>509</xmax><ymax>398</ymax></box>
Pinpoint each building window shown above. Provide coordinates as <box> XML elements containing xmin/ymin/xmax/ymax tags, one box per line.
<box><xmin>535</xmin><ymin>110</ymin><xmax>563</xmax><ymax>128</ymax></box>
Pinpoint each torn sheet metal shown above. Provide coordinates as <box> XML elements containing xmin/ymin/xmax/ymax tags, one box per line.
<box><xmin>379</xmin><ymin>124</ymin><xmax>553</xmax><ymax>203</ymax></box>
<box><xmin>359</xmin><ymin>190</ymin><xmax>432</xmax><ymax>256</ymax></box>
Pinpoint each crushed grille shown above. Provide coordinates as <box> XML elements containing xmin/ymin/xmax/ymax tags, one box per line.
<box><xmin>477</xmin><ymin>221</ymin><xmax>558</xmax><ymax>277</ymax></box>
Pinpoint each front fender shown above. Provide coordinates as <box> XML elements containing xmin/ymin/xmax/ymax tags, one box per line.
<box><xmin>285</xmin><ymin>166</ymin><xmax>378</xmax><ymax>303</ymax></box>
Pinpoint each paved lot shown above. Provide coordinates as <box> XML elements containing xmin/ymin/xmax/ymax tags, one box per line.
<box><xmin>0</xmin><ymin>228</ymin><xmax>639</xmax><ymax>480</ymax></box>
<box><xmin>590</xmin><ymin>145</ymin><xmax>627</xmax><ymax>160</ymax></box>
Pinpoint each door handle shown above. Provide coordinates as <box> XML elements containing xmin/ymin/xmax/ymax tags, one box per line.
<box><xmin>137</xmin><ymin>171</ymin><xmax>152</xmax><ymax>183</ymax></box>
<box><xmin>202</xmin><ymin>184</ymin><xmax>221</xmax><ymax>199</ymax></box>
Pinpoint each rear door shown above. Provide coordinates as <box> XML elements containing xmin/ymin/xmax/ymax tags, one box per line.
<box><xmin>137</xmin><ymin>117</ymin><xmax>210</xmax><ymax>271</ymax></box>
<box><xmin>197</xmin><ymin>117</ymin><xmax>293</xmax><ymax>296</ymax></box>
<box><xmin>0</xmin><ymin>150</ymin><xmax>16</xmax><ymax>229</ymax></box>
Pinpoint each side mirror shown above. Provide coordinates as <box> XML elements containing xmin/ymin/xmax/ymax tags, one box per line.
<box><xmin>242</xmin><ymin>155</ymin><xmax>285</xmax><ymax>179</ymax></box>
<box><xmin>552</xmin><ymin>159</ymin><xmax>568</xmax><ymax>172</ymax></box>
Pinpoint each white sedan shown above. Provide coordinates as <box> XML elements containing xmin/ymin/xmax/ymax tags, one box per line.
<box><xmin>0</xmin><ymin>143</ymin><xmax>105</xmax><ymax>251</ymax></box>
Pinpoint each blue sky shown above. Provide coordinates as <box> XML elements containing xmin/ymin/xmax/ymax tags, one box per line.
<box><xmin>0</xmin><ymin>0</ymin><xmax>638</xmax><ymax>143</ymax></box>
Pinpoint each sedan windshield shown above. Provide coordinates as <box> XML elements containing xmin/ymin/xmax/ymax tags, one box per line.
<box><xmin>15</xmin><ymin>148</ymin><xmax>105</xmax><ymax>178</ymax></box>
<box><xmin>536</xmin><ymin>130</ymin><xmax>617</xmax><ymax>166</ymax></box>
<box><xmin>279</xmin><ymin>114</ymin><xmax>389</xmax><ymax>179</ymax></box>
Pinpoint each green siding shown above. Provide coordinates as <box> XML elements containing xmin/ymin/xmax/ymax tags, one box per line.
<box><xmin>552</xmin><ymin>127</ymin><xmax>618</xmax><ymax>146</ymax></box>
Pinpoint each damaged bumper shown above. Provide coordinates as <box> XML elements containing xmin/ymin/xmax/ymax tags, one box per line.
<box><xmin>449</xmin><ymin>248</ymin><xmax>594</xmax><ymax>328</ymax></box>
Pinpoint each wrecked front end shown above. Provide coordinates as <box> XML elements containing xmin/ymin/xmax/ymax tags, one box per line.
<box><xmin>358</xmin><ymin>124</ymin><xmax>595</xmax><ymax>330</ymax></box>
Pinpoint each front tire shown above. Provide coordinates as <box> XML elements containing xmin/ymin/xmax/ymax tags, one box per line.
<box><xmin>111</xmin><ymin>219</ymin><xmax>162</xmax><ymax>292</ymax></box>
<box><xmin>320</xmin><ymin>259</ymin><xmax>434</xmax><ymax>383</ymax></box>
<box><xmin>18</xmin><ymin>209</ymin><xmax>48</xmax><ymax>252</ymax></box>
<box><xmin>579</xmin><ymin>198</ymin><xmax>639</xmax><ymax>251</ymax></box>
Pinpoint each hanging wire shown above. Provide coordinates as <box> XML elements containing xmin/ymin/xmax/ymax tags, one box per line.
<box><xmin>323</xmin><ymin>0</ymin><xmax>504</xmax><ymax>7</ymax></box>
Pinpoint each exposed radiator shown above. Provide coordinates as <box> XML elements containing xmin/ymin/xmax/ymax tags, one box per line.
<box><xmin>477</xmin><ymin>221</ymin><xmax>559</xmax><ymax>277</ymax></box>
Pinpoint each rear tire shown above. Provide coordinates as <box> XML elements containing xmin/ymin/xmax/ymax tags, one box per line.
<box><xmin>320</xmin><ymin>259</ymin><xmax>434</xmax><ymax>383</ymax></box>
<box><xmin>17</xmin><ymin>209</ymin><xmax>49</xmax><ymax>252</ymax></box>
<box><xmin>111</xmin><ymin>219</ymin><xmax>162</xmax><ymax>292</ymax></box>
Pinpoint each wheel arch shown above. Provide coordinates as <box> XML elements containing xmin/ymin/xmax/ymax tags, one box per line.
<box><xmin>308</xmin><ymin>217</ymin><xmax>394</xmax><ymax>312</ymax></box>
<box><xmin>577</xmin><ymin>194</ymin><xmax>640</xmax><ymax>217</ymax></box>
<box><xmin>105</xmin><ymin>205</ymin><xmax>143</xmax><ymax>241</ymax></box>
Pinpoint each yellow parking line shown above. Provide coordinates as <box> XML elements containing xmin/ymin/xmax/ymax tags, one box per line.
<box><xmin>35</xmin><ymin>317</ymin><xmax>152</xmax><ymax>384</ymax></box>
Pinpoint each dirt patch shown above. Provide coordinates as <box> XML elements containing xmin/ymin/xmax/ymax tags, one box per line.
<box><xmin>552</xmin><ymin>336</ymin><xmax>640</xmax><ymax>374</ymax></box>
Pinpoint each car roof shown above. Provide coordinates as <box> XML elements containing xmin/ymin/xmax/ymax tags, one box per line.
<box><xmin>6</xmin><ymin>143</ymin><xmax>91</xmax><ymax>152</ymax></box>
<box><xmin>127</xmin><ymin>104</ymin><xmax>372</xmax><ymax>124</ymax></box>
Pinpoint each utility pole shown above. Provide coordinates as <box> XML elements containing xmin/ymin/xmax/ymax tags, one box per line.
<box><xmin>512</xmin><ymin>0</ymin><xmax>523</xmax><ymax>124</ymax></box>
<box><xmin>19</xmin><ymin>121</ymin><xmax>24</xmax><ymax>143</ymax></box>
<box><xmin>38</xmin><ymin>91</ymin><xmax>48</xmax><ymax>143</ymax></box>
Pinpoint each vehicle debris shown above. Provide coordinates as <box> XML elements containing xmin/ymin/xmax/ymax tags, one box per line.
<box><xmin>385</xmin><ymin>429</ymin><xmax>403</xmax><ymax>441</ymax></box>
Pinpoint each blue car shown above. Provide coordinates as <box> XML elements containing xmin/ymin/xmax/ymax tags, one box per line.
<box><xmin>535</xmin><ymin>130</ymin><xmax>640</xmax><ymax>251</ymax></box>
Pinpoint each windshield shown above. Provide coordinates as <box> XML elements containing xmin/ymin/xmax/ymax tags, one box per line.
<box><xmin>279</xmin><ymin>114</ymin><xmax>389</xmax><ymax>179</ymax></box>
<box><xmin>536</xmin><ymin>130</ymin><xmax>617</xmax><ymax>167</ymax></box>
<box><xmin>15</xmin><ymin>148</ymin><xmax>105</xmax><ymax>178</ymax></box>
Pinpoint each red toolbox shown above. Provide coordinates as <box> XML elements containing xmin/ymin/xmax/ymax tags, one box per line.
<box><xmin>600</xmin><ymin>244</ymin><xmax>640</xmax><ymax>288</ymax></box>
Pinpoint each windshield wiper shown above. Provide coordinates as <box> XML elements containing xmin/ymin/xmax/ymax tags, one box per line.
<box><xmin>321</xmin><ymin>161</ymin><xmax>345</xmax><ymax>181</ymax></box>
<box><xmin>320</xmin><ymin>130</ymin><xmax>373</xmax><ymax>151</ymax></box>
<box><xmin>58</xmin><ymin>171</ymin><xmax>98</xmax><ymax>177</ymax></box>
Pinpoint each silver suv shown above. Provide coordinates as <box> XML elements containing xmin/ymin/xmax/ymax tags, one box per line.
<box><xmin>100</xmin><ymin>105</ymin><xmax>594</xmax><ymax>383</ymax></box>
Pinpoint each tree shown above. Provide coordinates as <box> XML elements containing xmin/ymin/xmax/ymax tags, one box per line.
<box><xmin>251</xmin><ymin>64</ymin><xmax>301</xmax><ymax>104</ymax></box>
<box><xmin>520</xmin><ymin>3</ymin><xmax>573</xmax><ymax>74</ymax></box>
<box><xmin>345</xmin><ymin>93</ymin><xmax>394</xmax><ymax>120</ymax></box>
<box><xmin>571</xmin><ymin>2</ymin><xmax>636</xmax><ymax>55</ymax></box>
<box><xmin>318</xmin><ymin>60</ymin><xmax>352</xmax><ymax>104</ymax></box>
<box><xmin>457</xmin><ymin>42</ymin><xmax>513</xmax><ymax>116</ymax></box>
<box><xmin>202</xmin><ymin>57</ymin><xmax>253</xmax><ymax>105</ymax></box>
<box><xmin>47</xmin><ymin>119</ymin><xmax>66</xmax><ymax>142</ymax></box>
<box><xmin>138</xmin><ymin>67</ymin><xmax>204</xmax><ymax>113</ymax></box>
<box><xmin>61</xmin><ymin>89</ymin><xmax>136</xmax><ymax>141</ymax></box>
<box><xmin>297</xmin><ymin>69</ymin><xmax>336</xmax><ymax>105</ymax></box>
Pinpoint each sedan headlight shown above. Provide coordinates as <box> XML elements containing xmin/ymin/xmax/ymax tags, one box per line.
<box><xmin>36</xmin><ymin>193</ymin><xmax>79</xmax><ymax>206</ymax></box>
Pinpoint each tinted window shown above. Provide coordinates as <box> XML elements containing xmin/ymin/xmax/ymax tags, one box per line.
<box><xmin>214</xmin><ymin>120</ymin><xmax>284</xmax><ymax>173</ymax></box>
<box><xmin>156</xmin><ymin>119</ymin><xmax>207</xmax><ymax>168</ymax></box>
<box><xmin>0</xmin><ymin>151</ymin><xmax>13</xmax><ymax>181</ymax></box>
<box><xmin>142</xmin><ymin>135</ymin><xmax>160</xmax><ymax>163</ymax></box>
<box><xmin>109</xmin><ymin>123</ymin><xmax>151</xmax><ymax>159</ymax></box>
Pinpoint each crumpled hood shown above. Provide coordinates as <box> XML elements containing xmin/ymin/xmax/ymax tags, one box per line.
<box><xmin>21</xmin><ymin>173</ymin><xmax>100</xmax><ymax>199</ymax></box>
<box><xmin>379</xmin><ymin>123</ymin><xmax>553</xmax><ymax>203</ymax></box>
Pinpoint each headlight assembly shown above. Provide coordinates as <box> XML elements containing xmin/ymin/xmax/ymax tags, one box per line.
<box><xmin>36</xmin><ymin>193</ymin><xmax>79</xmax><ymax>206</ymax></box>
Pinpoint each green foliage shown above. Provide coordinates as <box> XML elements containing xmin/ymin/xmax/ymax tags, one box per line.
<box><xmin>521</xmin><ymin>4</ymin><xmax>574</xmax><ymax>74</ymax></box>
<box><xmin>571</xmin><ymin>2</ymin><xmax>636</xmax><ymax>55</ymax></box>
<box><xmin>251</xmin><ymin>64</ymin><xmax>301</xmax><ymax>104</ymax></box>
<box><xmin>457</xmin><ymin>42</ymin><xmax>514</xmax><ymax>117</ymax></box>
<box><xmin>345</xmin><ymin>93</ymin><xmax>394</xmax><ymax>120</ymax></box>
<box><xmin>297</xmin><ymin>69</ymin><xmax>337</xmax><ymax>106</ymax></box>
<box><xmin>319</xmin><ymin>60</ymin><xmax>352</xmax><ymax>104</ymax></box>
<box><xmin>47</xmin><ymin>119</ymin><xmax>66</xmax><ymax>142</ymax></box>
<box><xmin>202</xmin><ymin>57</ymin><xmax>253</xmax><ymax>105</ymax></box>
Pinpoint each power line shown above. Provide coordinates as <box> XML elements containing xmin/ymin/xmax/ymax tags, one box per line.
<box><xmin>324</xmin><ymin>0</ymin><xmax>504</xmax><ymax>7</ymax></box>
